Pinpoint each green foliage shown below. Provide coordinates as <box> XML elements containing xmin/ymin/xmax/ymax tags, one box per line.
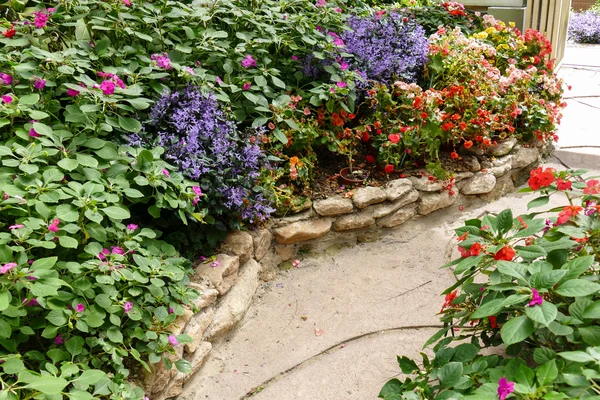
<box><xmin>380</xmin><ymin>170</ymin><xmax>600</xmax><ymax>399</ymax></box>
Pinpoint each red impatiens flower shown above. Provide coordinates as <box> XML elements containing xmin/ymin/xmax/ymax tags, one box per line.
<box><xmin>441</xmin><ymin>290</ymin><xmax>458</xmax><ymax>312</ymax></box>
<box><xmin>450</xmin><ymin>151</ymin><xmax>459</xmax><ymax>159</ymax></box>
<box><xmin>489</xmin><ymin>316</ymin><xmax>498</xmax><ymax>329</ymax></box>
<box><xmin>527</xmin><ymin>167</ymin><xmax>555</xmax><ymax>190</ymax></box>
<box><xmin>362</xmin><ymin>131</ymin><xmax>370</xmax><ymax>142</ymax></box>
<box><xmin>494</xmin><ymin>246</ymin><xmax>515</xmax><ymax>261</ymax></box>
<box><xmin>2</xmin><ymin>25</ymin><xmax>16</xmax><ymax>38</ymax></box>
<box><xmin>366</xmin><ymin>155</ymin><xmax>375</xmax><ymax>163</ymax></box>
<box><xmin>464</xmin><ymin>140</ymin><xmax>473</xmax><ymax>149</ymax></box>
<box><xmin>556</xmin><ymin>205</ymin><xmax>583</xmax><ymax>225</ymax></box>
<box><xmin>556</xmin><ymin>178</ymin><xmax>572</xmax><ymax>191</ymax></box>
<box><xmin>458</xmin><ymin>242</ymin><xmax>482</xmax><ymax>258</ymax></box>
<box><xmin>388</xmin><ymin>134</ymin><xmax>400</xmax><ymax>144</ymax></box>
<box><xmin>384</xmin><ymin>164</ymin><xmax>394</xmax><ymax>173</ymax></box>
<box><xmin>583</xmin><ymin>179</ymin><xmax>600</xmax><ymax>194</ymax></box>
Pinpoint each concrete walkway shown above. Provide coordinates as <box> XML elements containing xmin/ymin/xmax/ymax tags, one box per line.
<box><xmin>179</xmin><ymin>44</ymin><xmax>600</xmax><ymax>400</ymax></box>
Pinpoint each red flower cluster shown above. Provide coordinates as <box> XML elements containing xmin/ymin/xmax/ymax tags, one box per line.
<box><xmin>458</xmin><ymin>242</ymin><xmax>482</xmax><ymax>258</ymax></box>
<box><xmin>2</xmin><ymin>26</ymin><xmax>15</xmax><ymax>38</ymax></box>
<box><xmin>556</xmin><ymin>205</ymin><xmax>583</xmax><ymax>225</ymax></box>
<box><xmin>556</xmin><ymin>178</ymin><xmax>572</xmax><ymax>191</ymax></box>
<box><xmin>442</xmin><ymin>2</ymin><xmax>467</xmax><ymax>17</ymax></box>
<box><xmin>583</xmin><ymin>179</ymin><xmax>600</xmax><ymax>195</ymax></box>
<box><xmin>527</xmin><ymin>167</ymin><xmax>555</xmax><ymax>190</ymax></box>
<box><xmin>441</xmin><ymin>290</ymin><xmax>458</xmax><ymax>312</ymax></box>
<box><xmin>493</xmin><ymin>246</ymin><xmax>515</xmax><ymax>261</ymax></box>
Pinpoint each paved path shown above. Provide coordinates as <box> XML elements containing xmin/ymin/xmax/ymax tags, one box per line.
<box><xmin>179</xmin><ymin>44</ymin><xmax>600</xmax><ymax>400</ymax></box>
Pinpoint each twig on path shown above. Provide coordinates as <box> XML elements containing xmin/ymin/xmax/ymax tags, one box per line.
<box><xmin>374</xmin><ymin>280</ymin><xmax>432</xmax><ymax>304</ymax></box>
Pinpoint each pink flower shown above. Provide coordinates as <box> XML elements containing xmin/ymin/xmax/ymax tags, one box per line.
<box><xmin>1</xmin><ymin>95</ymin><xmax>13</xmax><ymax>103</ymax></box>
<box><xmin>162</xmin><ymin>169</ymin><xmax>170</xmax><ymax>178</ymax></box>
<box><xmin>24</xmin><ymin>298</ymin><xmax>38</xmax><ymax>306</ymax></box>
<box><xmin>241</xmin><ymin>55</ymin><xmax>258</xmax><ymax>68</ymax></box>
<box><xmin>151</xmin><ymin>53</ymin><xmax>172</xmax><ymax>70</ymax></box>
<box><xmin>316</xmin><ymin>0</ymin><xmax>326</xmax><ymax>6</ymax></box>
<box><xmin>48</xmin><ymin>219</ymin><xmax>60</xmax><ymax>232</ymax></box>
<box><xmin>333</xmin><ymin>38</ymin><xmax>344</xmax><ymax>46</ymax></box>
<box><xmin>335</xmin><ymin>7</ymin><xmax>342</xmax><ymax>12</ymax></box>
<box><xmin>340</xmin><ymin>62</ymin><xmax>349</xmax><ymax>70</ymax></box>
<box><xmin>192</xmin><ymin>185</ymin><xmax>203</xmax><ymax>205</ymax></box>
<box><xmin>66</xmin><ymin>88</ymin><xmax>79</xmax><ymax>97</ymax></box>
<box><xmin>111</xmin><ymin>246</ymin><xmax>125</xmax><ymax>255</ymax></box>
<box><xmin>26</xmin><ymin>276</ymin><xmax>37</xmax><ymax>281</ymax></box>
<box><xmin>216</xmin><ymin>76</ymin><xmax>223</xmax><ymax>86</ymax></box>
<box><xmin>168</xmin><ymin>307</ymin><xmax>174</xmax><ymax>314</ymax></box>
<box><xmin>33</xmin><ymin>77</ymin><xmax>46</xmax><ymax>90</ymax></box>
<box><xmin>243</xmin><ymin>82</ymin><xmax>251</xmax><ymax>90</ymax></box>
<box><xmin>168</xmin><ymin>334</ymin><xmax>179</xmax><ymax>346</ymax></box>
<box><xmin>528</xmin><ymin>288</ymin><xmax>543</xmax><ymax>307</ymax></box>
<box><xmin>98</xmin><ymin>248</ymin><xmax>110</xmax><ymax>261</ymax></box>
<box><xmin>336</xmin><ymin>81</ymin><xmax>347</xmax><ymax>88</ymax></box>
<box><xmin>33</xmin><ymin>10</ymin><xmax>49</xmax><ymax>29</ymax></box>
<box><xmin>8</xmin><ymin>224</ymin><xmax>24</xmax><ymax>229</ymax></box>
<box><xmin>76</xmin><ymin>303</ymin><xmax>85</xmax><ymax>313</ymax></box>
<box><xmin>123</xmin><ymin>302</ymin><xmax>133</xmax><ymax>313</ymax></box>
<box><xmin>0</xmin><ymin>263</ymin><xmax>17</xmax><ymax>274</ymax></box>
<box><xmin>292</xmin><ymin>55</ymin><xmax>299</xmax><ymax>61</ymax></box>
<box><xmin>127</xmin><ymin>224</ymin><xmax>138</xmax><ymax>231</ymax></box>
<box><xmin>292</xmin><ymin>259</ymin><xmax>301</xmax><ymax>267</ymax></box>
<box><xmin>0</xmin><ymin>73</ymin><xmax>12</xmax><ymax>85</ymax></box>
<box><xmin>210</xmin><ymin>260</ymin><xmax>220</xmax><ymax>268</ymax></box>
<box><xmin>498</xmin><ymin>377</ymin><xmax>515</xmax><ymax>400</ymax></box>
<box><xmin>185</xmin><ymin>67</ymin><xmax>195</xmax><ymax>75</ymax></box>
<box><xmin>122</xmin><ymin>0</ymin><xmax>132</xmax><ymax>5</ymax></box>
<box><xmin>100</xmin><ymin>80</ymin><xmax>116</xmax><ymax>95</ymax></box>
<box><xmin>29</xmin><ymin>127</ymin><xmax>40</xmax><ymax>137</ymax></box>
<box><xmin>54</xmin><ymin>334</ymin><xmax>63</xmax><ymax>345</ymax></box>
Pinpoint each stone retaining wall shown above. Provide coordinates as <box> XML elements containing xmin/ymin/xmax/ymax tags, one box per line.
<box><xmin>143</xmin><ymin>142</ymin><xmax>542</xmax><ymax>399</ymax></box>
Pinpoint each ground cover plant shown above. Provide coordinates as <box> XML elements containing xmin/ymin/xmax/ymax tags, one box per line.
<box><xmin>379</xmin><ymin>168</ymin><xmax>600</xmax><ymax>399</ymax></box>
<box><xmin>569</xmin><ymin>10</ymin><xmax>600</xmax><ymax>44</ymax></box>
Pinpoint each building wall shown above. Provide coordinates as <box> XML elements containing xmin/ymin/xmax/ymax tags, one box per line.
<box><xmin>572</xmin><ymin>0</ymin><xmax>596</xmax><ymax>10</ymax></box>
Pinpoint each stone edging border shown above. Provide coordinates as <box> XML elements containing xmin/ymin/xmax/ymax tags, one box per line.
<box><xmin>142</xmin><ymin>141</ymin><xmax>543</xmax><ymax>400</ymax></box>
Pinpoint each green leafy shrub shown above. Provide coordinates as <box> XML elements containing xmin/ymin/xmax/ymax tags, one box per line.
<box><xmin>380</xmin><ymin>168</ymin><xmax>600</xmax><ymax>399</ymax></box>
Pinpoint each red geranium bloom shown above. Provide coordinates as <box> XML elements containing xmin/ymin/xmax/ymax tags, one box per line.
<box><xmin>583</xmin><ymin>179</ymin><xmax>600</xmax><ymax>194</ymax></box>
<box><xmin>464</xmin><ymin>140</ymin><xmax>473</xmax><ymax>149</ymax></box>
<box><xmin>362</xmin><ymin>131</ymin><xmax>370</xmax><ymax>142</ymax></box>
<box><xmin>384</xmin><ymin>164</ymin><xmax>394</xmax><ymax>173</ymax></box>
<box><xmin>420</xmin><ymin>112</ymin><xmax>428</xmax><ymax>119</ymax></box>
<box><xmin>494</xmin><ymin>246</ymin><xmax>515</xmax><ymax>261</ymax></box>
<box><xmin>413</xmin><ymin>96</ymin><xmax>423</xmax><ymax>109</ymax></box>
<box><xmin>366</xmin><ymin>155</ymin><xmax>375</xmax><ymax>163</ymax></box>
<box><xmin>2</xmin><ymin>26</ymin><xmax>16</xmax><ymax>38</ymax></box>
<box><xmin>450</xmin><ymin>151</ymin><xmax>459</xmax><ymax>159</ymax></box>
<box><xmin>458</xmin><ymin>242</ymin><xmax>482</xmax><ymax>258</ymax></box>
<box><xmin>556</xmin><ymin>178</ymin><xmax>572</xmax><ymax>191</ymax></box>
<box><xmin>441</xmin><ymin>290</ymin><xmax>458</xmax><ymax>312</ymax></box>
<box><xmin>528</xmin><ymin>167</ymin><xmax>555</xmax><ymax>190</ymax></box>
<box><xmin>489</xmin><ymin>316</ymin><xmax>498</xmax><ymax>329</ymax></box>
<box><xmin>388</xmin><ymin>134</ymin><xmax>400</xmax><ymax>144</ymax></box>
<box><xmin>459</xmin><ymin>122</ymin><xmax>467</xmax><ymax>130</ymax></box>
<box><xmin>475</xmin><ymin>135</ymin><xmax>483</xmax><ymax>142</ymax></box>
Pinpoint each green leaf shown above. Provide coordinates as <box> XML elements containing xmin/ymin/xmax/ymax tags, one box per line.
<box><xmin>271</xmin><ymin>75</ymin><xmax>286</xmax><ymax>89</ymax></box>
<box><xmin>559</xmin><ymin>351</ymin><xmax>594</xmax><ymax>363</ymax></box>
<box><xmin>75</xmin><ymin>18</ymin><xmax>90</xmax><ymax>41</ymax></box>
<box><xmin>529</xmin><ymin>270</ymin><xmax>567</xmax><ymax>289</ymax></box>
<box><xmin>561</xmin><ymin>255</ymin><xmax>595</xmax><ymax>281</ymax></box>
<box><xmin>46</xmin><ymin>309</ymin><xmax>67</xmax><ymax>326</ymax></box>
<box><xmin>65</xmin><ymin>336</ymin><xmax>84</xmax><ymax>356</ymax></box>
<box><xmin>379</xmin><ymin>379</ymin><xmax>403</xmax><ymax>399</ymax></box>
<box><xmin>56</xmin><ymin>204</ymin><xmax>80</xmax><ymax>222</ymax></box>
<box><xmin>582</xmin><ymin>301</ymin><xmax>600</xmax><ymax>319</ymax></box>
<box><xmin>452</xmin><ymin>343</ymin><xmax>479</xmax><ymax>362</ymax></box>
<box><xmin>0</xmin><ymin>291</ymin><xmax>11</xmax><ymax>311</ymax></box>
<box><xmin>515</xmin><ymin>245</ymin><xmax>547</xmax><ymax>260</ymax></box>
<box><xmin>254</xmin><ymin>75</ymin><xmax>268</xmax><ymax>87</ymax></box>
<box><xmin>175</xmin><ymin>359</ymin><xmax>192</xmax><ymax>373</ymax></box>
<box><xmin>2</xmin><ymin>358</ymin><xmax>25</xmax><ymax>374</ymax></box>
<box><xmin>58</xmin><ymin>158</ymin><xmax>79</xmax><ymax>171</ymax></box>
<box><xmin>525</xmin><ymin>302</ymin><xmax>557</xmax><ymax>326</ymax></box>
<box><xmin>471</xmin><ymin>299</ymin><xmax>504</xmax><ymax>319</ymax></box>
<box><xmin>31</xmin><ymin>257</ymin><xmax>57</xmax><ymax>270</ymax></box>
<box><xmin>455</xmin><ymin>255</ymin><xmax>485</xmax><ymax>275</ymax></box>
<box><xmin>102</xmin><ymin>206</ymin><xmax>131</xmax><ymax>220</ymax></box>
<box><xmin>397</xmin><ymin>356</ymin><xmax>418</xmax><ymax>374</ymax></box>
<box><xmin>555</xmin><ymin>279</ymin><xmax>600</xmax><ymax>297</ymax></box>
<box><xmin>579</xmin><ymin>326</ymin><xmax>600</xmax><ymax>346</ymax></box>
<box><xmin>527</xmin><ymin>196</ymin><xmax>549</xmax><ymax>209</ymax></box>
<box><xmin>548</xmin><ymin>321</ymin><xmax>573</xmax><ymax>336</ymax></box>
<box><xmin>497</xmin><ymin>209</ymin><xmax>513</xmax><ymax>235</ymax></box>
<box><xmin>118</xmin><ymin>116</ymin><xmax>142</xmax><ymax>133</ymax></box>
<box><xmin>501</xmin><ymin>315</ymin><xmax>534</xmax><ymax>345</ymax></box>
<box><xmin>438</xmin><ymin>362</ymin><xmax>463</xmax><ymax>389</ymax></box>
<box><xmin>73</xmin><ymin>369</ymin><xmax>106</xmax><ymax>385</ymax></box>
<box><xmin>536</xmin><ymin>359</ymin><xmax>558</xmax><ymax>386</ymax></box>
<box><xmin>76</xmin><ymin>154</ymin><xmax>98</xmax><ymax>168</ymax></box>
<box><xmin>58</xmin><ymin>236</ymin><xmax>79</xmax><ymax>249</ymax></box>
<box><xmin>533</xmin><ymin>347</ymin><xmax>556</xmax><ymax>364</ymax></box>
<box><xmin>273</xmin><ymin>128</ymin><xmax>288</xmax><ymax>145</ymax></box>
<box><xmin>24</xmin><ymin>376</ymin><xmax>68</xmax><ymax>394</ymax></box>
<box><xmin>19</xmin><ymin>94</ymin><xmax>40</xmax><ymax>105</ymax></box>
<box><xmin>107</xmin><ymin>328</ymin><xmax>123</xmax><ymax>343</ymax></box>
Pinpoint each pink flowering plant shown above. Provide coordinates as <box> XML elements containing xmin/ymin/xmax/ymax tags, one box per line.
<box><xmin>380</xmin><ymin>169</ymin><xmax>600</xmax><ymax>398</ymax></box>
<box><xmin>0</xmin><ymin>130</ymin><xmax>211</xmax><ymax>398</ymax></box>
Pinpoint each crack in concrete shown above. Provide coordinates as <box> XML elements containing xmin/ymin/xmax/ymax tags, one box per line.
<box><xmin>572</xmin><ymin>99</ymin><xmax>600</xmax><ymax>110</ymax></box>
<box><xmin>240</xmin><ymin>324</ymin><xmax>443</xmax><ymax>399</ymax></box>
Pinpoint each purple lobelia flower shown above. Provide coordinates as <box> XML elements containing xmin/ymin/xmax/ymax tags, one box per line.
<box><xmin>569</xmin><ymin>11</ymin><xmax>600</xmax><ymax>44</ymax></box>
<box><xmin>341</xmin><ymin>12</ymin><xmax>428</xmax><ymax>85</ymax></box>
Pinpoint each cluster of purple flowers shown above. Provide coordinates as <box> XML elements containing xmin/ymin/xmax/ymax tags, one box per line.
<box><xmin>341</xmin><ymin>12</ymin><xmax>429</xmax><ymax>85</ymax></box>
<box><xmin>569</xmin><ymin>11</ymin><xmax>600</xmax><ymax>44</ymax></box>
<box><xmin>133</xmin><ymin>86</ymin><xmax>274</xmax><ymax>224</ymax></box>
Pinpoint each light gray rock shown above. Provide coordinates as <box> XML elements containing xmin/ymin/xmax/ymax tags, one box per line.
<box><xmin>271</xmin><ymin>209</ymin><xmax>316</xmax><ymax>228</ymax></box>
<box><xmin>462</xmin><ymin>155</ymin><xmax>481</xmax><ymax>172</ymax></box>
<box><xmin>313</xmin><ymin>197</ymin><xmax>354</xmax><ymax>216</ymax></box>
<box><xmin>252</xmin><ymin>229</ymin><xmax>272</xmax><ymax>261</ymax></box>
<box><xmin>489</xmin><ymin>137</ymin><xmax>517</xmax><ymax>157</ymax></box>
<box><xmin>461</xmin><ymin>173</ymin><xmax>497</xmax><ymax>195</ymax></box>
<box><xmin>453</xmin><ymin>172</ymin><xmax>474</xmax><ymax>182</ymax></box>
<box><xmin>418</xmin><ymin>190</ymin><xmax>458</xmax><ymax>215</ymax></box>
<box><xmin>143</xmin><ymin>346</ymin><xmax>183</xmax><ymax>396</ymax></box>
<box><xmin>273</xmin><ymin>219</ymin><xmax>332</xmax><ymax>244</ymax></box>
<box><xmin>384</xmin><ymin>178</ymin><xmax>413</xmax><ymax>201</ymax></box>
<box><xmin>218</xmin><ymin>231</ymin><xmax>254</xmax><ymax>264</ymax></box>
<box><xmin>333</xmin><ymin>213</ymin><xmax>375</xmax><ymax>231</ymax></box>
<box><xmin>194</xmin><ymin>254</ymin><xmax>239</xmax><ymax>295</ymax></box>
<box><xmin>491</xmin><ymin>154</ymin><xmax>514</xmax><ymax>168</ymax></box>
<box><xmin>183</xmin><ymin>307</ymin><xmax>215</xmax><ymax>354</ymax></box>
<box><xmin>371</xmin><ymin>190</ymin><xmax>419</xmax><ymax>219</ymax></box>
<box><xmin>511</xmin><ymin>147</ymin><xmax>540</xmax><ymax>169</ymax></box>
<box><xmin>168</xmin><ymin>308</ymin><xmax>194</xmax><ymax>336</ymax></box>
<box><xmin>481</xmin><ymin>174</ymin><xmax>515</xmax><ymax>202</ymax></box>
<box><xmin>461</xmin><ymin>144</ymin><xmax>485</xmax><ymax>156</ymax></box>
<box><xmin>408</xmin><ymin>176</ymin><xmax>443</xmax><ymax>192</ymax></box>
<box><xmin>352</xmin><ymin>187</ymin><xmax>387</xmax><ymax>208</ymax></box>
<box><xmin>488</xmin><ymin>163</ymin><xmax>512</xmax><ymax>177</ymax></box>
<box><xmin>160</xmin><ymin>342</ymin><xmax>212</xmax><ymax>400</ymax></box>
<box><xmin>188</xmin><ymin>283</ymin><xmax>219</xmax><ymax>310</ymax></box>
<box><xmin>377</xmin><ymin>203</ymin><xmax>418</xmax><ymax>228</ymax></box>
<box><xmin>203</xmin><ymin>260</ymin><xmax>261</xmax><ymax>341</ymax></box>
